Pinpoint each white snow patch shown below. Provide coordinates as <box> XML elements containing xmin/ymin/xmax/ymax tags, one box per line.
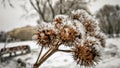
<box><xmin>0</xmin><ymin>38</ymin><xmax>120</xmax><ymax>68</ymax></box>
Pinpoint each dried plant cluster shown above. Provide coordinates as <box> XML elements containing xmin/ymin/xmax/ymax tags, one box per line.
<box><xmin>33</xmin><ymin>9</ymin><xmax>105</xmax><ymax>68</ymax></box>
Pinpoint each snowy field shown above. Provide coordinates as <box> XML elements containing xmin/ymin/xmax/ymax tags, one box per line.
<box><xmin>0</xmin><ymin>38</ymin><xmax>120</xmax><ymax>68</ymax></box>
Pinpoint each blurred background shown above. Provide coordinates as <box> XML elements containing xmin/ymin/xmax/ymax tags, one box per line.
<box><xmin>0</xmin><ymin>0</ymin><xmax>120</xmax><ymax>68</ymax></box>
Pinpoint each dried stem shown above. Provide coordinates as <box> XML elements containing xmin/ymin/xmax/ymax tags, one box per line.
<box><xmin>33</xmin><ymin>46</ymin><xmax>52</xmax><ymax>68</ymax></box>
<box><xmin>37</xmin><ymin>46</ymin><xmax>58</xmax><ymax>66</ymax></box>
<box><xmin>33</xmin><ymin>41</ymin><xmax>61</xmax><ymax>68</ymax></box>
<box><xmin>35</xmin><ymin>46</ymin><xmax>43</xmax><ymax>64</ymax></box>
<box><xmin>58</xmin><ymin>49</ymin><xmax>73</xmax><ymax>53</ymax></box>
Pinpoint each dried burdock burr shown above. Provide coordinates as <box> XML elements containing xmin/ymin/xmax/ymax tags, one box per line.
<box><xmin>83</xmin><ymin>20</ymin><xmax>96</xmax><ymax>32</ymax></box>
<box><xmin>33</xmin><ymin>9</ymin><xmax>105</xmax><ymax>68</ymax></box>
<box><xmin>60</xmin><ymin>25</ymin><xmax>77</xmax><ymax>42</ymax></box>
<box><xmin>35</xmin><ymin>29</ymin><xmax>56</xmax><ymax>47</ymax></box>
<box><xmin>54</xmin><ymin>17</ymin><xmax>62</xmax><ymax>24</ymax></box>
<box><xmin>71</xmin><ymin>14</ymin><xmax>80</xmax><ymax>20</ymax></box>
<box><xmin>72</xmin><ymin>45</ymin><xmax>101</xmax><ymax>67</ymax></box>
<box><xmin>94</xmin><ymin>32</ymin><xmax>106</xmax><ymax>47</ymax></box>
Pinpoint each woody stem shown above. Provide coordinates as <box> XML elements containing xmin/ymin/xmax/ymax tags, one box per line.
<box><xmin>33</xmin><ymin>41</ymin><xmax>61</xmax><ymax>68</ymax></box>
<box><xmin>58</xmin><ymin>49</ymin><xmax>73</xmax><ymax>53</ymax></box>
<box><xmin>35</xmin><ymin>46</ymin><xmax>43</xmax><ymax>64</ymax></box>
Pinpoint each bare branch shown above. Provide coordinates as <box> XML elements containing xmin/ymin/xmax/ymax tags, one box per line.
<box><xmin>35</xmin><ymin>0</ymin><xmax>47</xmax><ymax>22</ymax></box>
<box><xmin>29</xmin><ymin>0</ymin><xmax>38</xmax><ymax>12</ymax></box>
<box><xmin>20</xmin><ymin>4</ymin><xmax>29</xmax><ymax>13</ymax></box>
<box><xmin>43</xmin><ymin>0</ymin><xmax>47</xmax><ymax>15</ymax></box>
<box><xmin>60</xmin><ymin>0</ymin><xmax>62</xmax><ymax>14</ymax></box>
<box><xmin>47</xmin><ymin>0</ymin><xmax>55</xmax><ymax>18</ymax></box>
<box><xmin>1</xmin><ymin>0</ymin><xmax>6</xmax><ymax>7</ymax></box>
<box><xmin>8</xmin><ymin>0</ymin><xmax>14</xmax><ymax>8</ymax></box>
<box><xmin>35</xmin><ymin>0</ymin><xmax>42</xmax><ymax>13</ymax></box>
<box><xmin>1</xmin><ymin>0</ymin><xmax>14</xmax><ymax>8</ymax></box>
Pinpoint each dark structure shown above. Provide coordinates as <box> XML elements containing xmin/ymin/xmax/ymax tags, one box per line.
<box><xmin>0</xmin><ymin>45</ymin><xmax>31</xmax><ymax>61</ymax></box>
<box><xmin>0</xmin><ymin>31</ymin><xmax>6</xmax><ymax>42</ymax></box>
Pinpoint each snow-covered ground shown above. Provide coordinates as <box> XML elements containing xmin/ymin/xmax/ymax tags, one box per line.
<box><xmin>0</xmin><ymin>38</ymin><xmax>120</xmax><ymax>68</ymax></box>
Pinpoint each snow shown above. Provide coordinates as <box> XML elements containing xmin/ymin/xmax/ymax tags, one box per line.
<box><xmin>0</xmin><ymin>41</ymin><xmax>39</xmax><ymax>50</ymax></box>
<box><xmin>0</xmin><ymin>38</ymin><xmax>120</xmax><ymax>68</ymax></box>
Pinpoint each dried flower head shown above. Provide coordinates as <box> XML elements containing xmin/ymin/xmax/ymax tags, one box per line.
<box><xmin>53</xmin><ymin>15</ymin><xmax>68</xmax><ymax>29</ymax></box>
<box><xmin>72</xmin><ymin>45</ymin><xmax>101</xmax><ymax>67</ymax></box>
<box><xmin>84</xmin><ymin>39</ymin><xmax>96</xmax><ymax>47</ymax></box>
<box><xmin>89</xmin><ymin>32</ymin><xmax>105</xmax><ymax>47</ymax></box>
<box><xmin>83</xmin><ymin>20</ymin><xmax>96</xmax><ymax>32</ymax></box>
<box><xmin>71</xmin><ymin>9</ymin><xmax>89</xmax><ymax>22</ymax></box>
<box><xmin>54</xmin><ymin>17</ymin><xmax>62</xmax><ymax>24</ymax></box>
<box><xmin>94</xmin><ymin>32</ymin><xmax>106</xmax><ymax>47</ymax></box>
<box><xmin>60</xmin><ymin>25</ymin><xmax>77</xmax><ymax>42</ymax></box>
<box><xmin>54</xmin><ymin>17</ymin><xmax>62</xmax><ymax>29</ymax></box>
<box><xmin>71</xmin><ymin>14</ymin><xmax>80</xmax><ymax>20</ymax></box>
<box><xmin>35</xmin><ymin>29</ymin><xmax>56</xmax><ymax>47</ymax></box>
<box><xmin>71</xmin><ymin>9</ymin><xmax>98</xmax><ymax>33</ymax></box>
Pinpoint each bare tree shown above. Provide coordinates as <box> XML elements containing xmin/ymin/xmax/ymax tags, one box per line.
<box><xmin>96</xmin><ymin>5</ymin><xmax>120</xmax><ymax>37</ymax></box>
<box><xmin>1</xmin><ymin>0</ymin><xmax>94</xmax><ymax>23</ymax></box>
<box><xmin>1</xmin><ymin>0</ymin><xmax>55</xmax><ymax>22</ymax></box>
<box><xmin>29</xmin><ymin>0</ymin><xmax>53</xmax><ymax>22</ymax></box>
<box><xmin>54</xmin><ymin>0</ymin><xmax>91</xmax><ymax>15</ymax></box>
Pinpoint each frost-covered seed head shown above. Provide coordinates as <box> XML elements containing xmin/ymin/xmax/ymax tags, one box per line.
<box><xmin>60</xmin><ymin>25</ymin><xmax>77</xmax><ymax>42</ymax></box>
<box><xmin>54</xmin><ymin>17</ymin><xmax>62</xmax><ymax>24</ymax></box>
<box><xmin>83</xmin><ymin>20</ymin><xmax>97</xmax><ymax>32</ymax></box>
<box><xmin>72</xmin><ymin>45</ymin><xmax>101</xmax><ymax>67</ymax></box>
<box><xmin>84</xmin><ymin>39</ymin><xmax>96</xmax><ymax>46</ymax></box>
<box><xmin>35</xmin><ymin>29</ymin><xmax>56</xmax><ymax>47</ymax></box>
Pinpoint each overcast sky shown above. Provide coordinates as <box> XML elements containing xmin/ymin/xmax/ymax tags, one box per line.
<box><xmin>0</xmin><ymin>0</ymin><xmax>120</xmax><ymax>32</ymax></box>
